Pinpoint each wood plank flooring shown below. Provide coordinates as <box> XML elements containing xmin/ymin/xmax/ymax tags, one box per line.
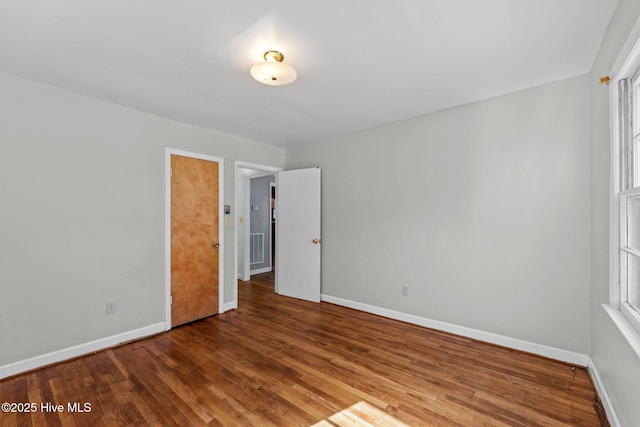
<box><xmin>0</xmin><ymin>273</ymin><xmax>607</xmax><ymax>426</ymax></box>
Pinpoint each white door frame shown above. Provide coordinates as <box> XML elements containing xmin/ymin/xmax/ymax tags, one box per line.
<box><xmin>233</xmin><ymin>161</ymin><xmax>282</xmax><ymax>309</ymax></box>
<box><xmin>241</xmin><ymin>176</ymin><xmax>251</xmax><ymax>280</ymax></box>
<box><xmin>165</xmin><ymin>148</ymin><xmax>225</xmax><ymax>331</ymax></box>
<box><xmin>269</xmin><ymin>181</ymin><xmax>276</xmax><ymax>272</ymax></box>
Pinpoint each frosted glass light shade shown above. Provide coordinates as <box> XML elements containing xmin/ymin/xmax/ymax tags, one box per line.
<box><xmin>250</xmin><ymin>51</ymin><xmax>297</xmax><ymax>86</ymax></box>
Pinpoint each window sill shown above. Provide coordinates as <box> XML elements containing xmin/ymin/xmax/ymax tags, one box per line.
<box><xmin>603</xmin><ymin>304</ymin><xmax>640</xmax><ymax>360</ymax></box>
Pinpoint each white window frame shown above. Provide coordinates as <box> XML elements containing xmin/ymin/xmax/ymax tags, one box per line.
<box><xmin>608</xmin><ymin>16</ymin><xmax>640</xmax><ymax>351</ymax></box>
<box><xmin>619</xmin><ymin>189</ymin><xmax>640</xmax><ymax>333</ymax></box>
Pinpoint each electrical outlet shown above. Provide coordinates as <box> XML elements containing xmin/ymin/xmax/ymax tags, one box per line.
<box><xmin>106</xmin><ymin>302</ymin><xmax>116</xmax><ymax>315</ymax></box>
<box><xmin>401</xmin><ymin>286</ymin><xmax>408</xmax><ymax>296</ymax></box>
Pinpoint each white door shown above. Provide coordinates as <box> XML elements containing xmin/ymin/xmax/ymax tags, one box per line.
<box><xmin>275</xmin><ymin>167</ymin><xmax>321</xmax><ymax>302</ymax></box>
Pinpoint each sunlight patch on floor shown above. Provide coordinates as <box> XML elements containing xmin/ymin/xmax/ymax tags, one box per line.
<box><xmin>311</xmin><ymin>401</ymin><xmax>410</xmax><ymax>427</ymax></box>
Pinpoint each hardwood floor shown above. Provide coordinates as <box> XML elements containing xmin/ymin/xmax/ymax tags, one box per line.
<box><xmin>1</xmin><ymin>273</ymin><xmax>607</xmax><ymax>426</ymax></box>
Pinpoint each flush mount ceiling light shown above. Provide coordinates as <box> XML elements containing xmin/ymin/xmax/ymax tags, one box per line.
<box><xmin>250</xmin><ymin>50</ymin><xmax>297</xmax><ymax>86</ymax></box>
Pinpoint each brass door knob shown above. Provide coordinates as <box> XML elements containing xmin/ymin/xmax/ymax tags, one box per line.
<box><xmin>312</xmin><ymin>239</ymin><xmax>321</xmax><ymax>244</ymax></box>
<box><xmin>212</xmin><ymin>243</ymin><xmax>220</xmax><ymax>248</ymax></box>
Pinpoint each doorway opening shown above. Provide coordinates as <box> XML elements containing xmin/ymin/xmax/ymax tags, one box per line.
<box><xmin>233</xmin><ymin>161</ymin><xmax>283</xmax><ymax>310</ymax></box>
<box><xmin>233</xmin><ymin>163</ymin><xmax>322</xmax><ymax>309</ymax></box>
<box><xmin>247</xmin><ymin>174</ymin><xmax>276</xmax><ymax>277</ymax></box>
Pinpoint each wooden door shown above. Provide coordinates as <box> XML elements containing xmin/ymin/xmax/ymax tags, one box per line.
<box><xmin>171</xmin><ymin>154</ymin><xmax>220</xmax><ymax>327</ymax></box>
<box><xmin>276</xmin><ymin>167</ymin><xmax>321</xmax><ymax>302</ymax></box>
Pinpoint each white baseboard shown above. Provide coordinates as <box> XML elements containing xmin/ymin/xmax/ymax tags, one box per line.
<box><xmin>0</xmin><ymin>322</ymin><xmax>165</xmax><ymax>380</ymax></box>
<box><xmin>588</xmin><ymin>358</ymin><xmax>621</xmax><ymax>427</ymax></box>
<box><xmin>250</xmin><ymin>266</ymin><xmax>272</xmax><ymax>275</ymax></box>
<box><xmin>321</xmin><ymin>294</ymin><xmax>589</xmax><ymax>366</ymax></box>
<box><xmin>222</xmin><ymin>301</ymin><xmax>237</xmax><ymax>313</ymax></box>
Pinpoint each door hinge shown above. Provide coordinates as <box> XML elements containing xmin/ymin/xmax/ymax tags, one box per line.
<box><xmin>170</xmin><ymin>168</ymin><xmax>173</xmax><ymax>178</ymax></box>
<box><xmin>170</xmin><ymin>295</ymin><xmax>173</xmax><ymax>305</ymax></box>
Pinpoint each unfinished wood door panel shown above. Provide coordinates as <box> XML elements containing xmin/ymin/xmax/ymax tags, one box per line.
<box><xmin>171</xmin><ymin>154</ymin><xmax>219</xmax><ymax>327</ymax></box>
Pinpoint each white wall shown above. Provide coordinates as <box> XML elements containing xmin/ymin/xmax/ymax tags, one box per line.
<box><xmin>589</xmin><ymin>1</ymin><xmax>640</xmax><ymax>425</ymax></box>
<box><xmin>287</xmin><ymin>75</ymin><xmax>590</xmax><ymax>354</ymax></box>
<box><xmin>0</xmin><ymin>71</ymin><xmax>284</xmax><ymax>367</ymax></box>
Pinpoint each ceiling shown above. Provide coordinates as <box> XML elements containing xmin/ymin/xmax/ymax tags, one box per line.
<box><xmin>0</xmin><ymin>0</ymin><xmax>618</xmax><ymax>148</ymax></box>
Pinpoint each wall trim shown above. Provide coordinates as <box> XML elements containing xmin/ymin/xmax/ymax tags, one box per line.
<box><xmin>588</xmin><ymin>357</ymin><xmax>622</xmax><ymax>427</ymax></box>
<box><xmin>250</xmin><ymin>266</ymin><xmax>272</xmax><ymax>275</ymax></box>
<box><xmin>321</xmin><ymin>294</ymin><xmax>589</xmax><ymax>366</ymax></box>
<box><xmin>222</xmin><ymin>301</ymin><xmax>237</xmax><ymax>312</ymax></box>
<box><xmin>0</xmin><ymin>322</ymin><xmax>165</xmax><ymax>380</ymax></box>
